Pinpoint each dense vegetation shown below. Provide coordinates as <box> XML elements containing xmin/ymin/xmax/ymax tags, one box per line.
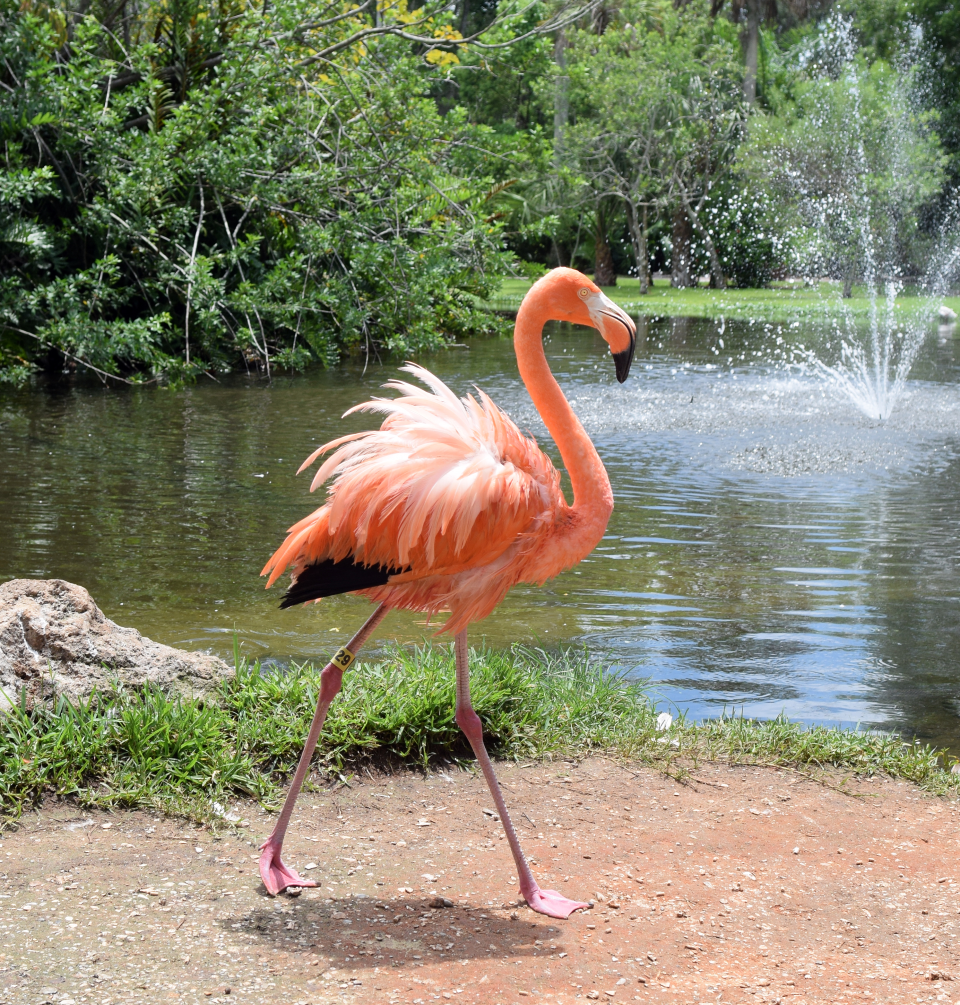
<box><xmin>2</xmin><ymin>0</ymin><xmax>958</xmax><ymax>384</ymax></box>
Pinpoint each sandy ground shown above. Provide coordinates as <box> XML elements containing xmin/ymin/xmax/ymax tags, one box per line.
<box><xmin>1</xmin><ymin>758</ymin><xmax>959</xmax><ymax>1005</ymax></box>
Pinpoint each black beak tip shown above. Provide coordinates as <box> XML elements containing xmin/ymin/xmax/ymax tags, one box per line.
<box><xmin>612</xmin><ymin>341</ymin><xmax>635</xmax><ymax>383</ymax></box>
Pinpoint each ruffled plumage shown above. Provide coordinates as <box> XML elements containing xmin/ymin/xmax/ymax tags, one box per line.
<box><xmin>262</xmin><ymin>363</ymin><xmax>583</xmax><ymax>633</ymax></box>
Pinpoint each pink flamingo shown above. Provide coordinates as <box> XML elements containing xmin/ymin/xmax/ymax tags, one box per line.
<box><xmin>259</xmin><ymin>268</ymin><xmax>635</xmax><ymax>919</ymax></box>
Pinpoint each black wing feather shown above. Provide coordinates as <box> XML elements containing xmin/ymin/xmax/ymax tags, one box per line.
<box><xmin>279</xmin><ymin>557</ymin><xmax>406</xmax><ymax>609</ymax></box>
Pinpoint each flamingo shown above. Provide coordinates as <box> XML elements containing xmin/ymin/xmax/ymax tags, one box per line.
<box><xmin>258</xmin><ymin>267</ymin><xmax>636</xmax><ymax>919</ymax></box>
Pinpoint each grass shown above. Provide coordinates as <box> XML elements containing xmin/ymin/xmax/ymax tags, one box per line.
<box><xmin>483</xmin><ymin>276</ymin><xmax>960</xmax><ymax>325</ymax></box>
<box><xmin>0</xmin><ymin>642</ymin><xmax>957</xmax><ymax>826</ymax></box>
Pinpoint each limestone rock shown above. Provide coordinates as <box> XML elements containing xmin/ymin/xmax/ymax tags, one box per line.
<box><xmin>0</xmin><ymin>578</ymin><xmax>232</xmax><ymax>710</ymax></box>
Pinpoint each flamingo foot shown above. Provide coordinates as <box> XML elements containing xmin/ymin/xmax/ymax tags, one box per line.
<box><xmin>523</xmin><ymin>886</ymin><xmax>590</xmax><ymax>920</ymax></box>
<box><xmin>259</xmin><ymin>838</ymin><xmax>318</xmax><ymax>896</ymax></box>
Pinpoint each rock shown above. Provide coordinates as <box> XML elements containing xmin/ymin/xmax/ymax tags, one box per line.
<box><xmin>939</xmin><ymin>305</ymin><xmax>957</xmax><ymax>322</ymax></box>
<box><xmin>429</xmin><ymin>896</ymin><xmax>454</xmax><ymax>908</ymax></box>
<box><xmin>0</xmin><ymin>578</ymin><xmax>232</xmax><ymax>710</ymax></box>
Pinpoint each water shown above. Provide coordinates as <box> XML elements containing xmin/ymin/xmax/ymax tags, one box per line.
<box><xmin>3</xmin><ymin>316</ymin><xmax>960</xmax><ymax>748</ymax></box>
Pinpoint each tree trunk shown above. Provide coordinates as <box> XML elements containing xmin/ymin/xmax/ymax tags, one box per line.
<box><xmin>553</xmin><ymin>31</ymin><xmax>569</xmax><ymax>165</ymax></box>
<box><xmin>843</xmin><ymin>268</ymin><xmax>854</xmax><ymax>298</ymax></box>
<box><xmin>671</xmin><ymin>210</ymin><xmax>692</xmax><ymax>288</ymax></box>
<box><xmin>549</xmin><ymin>237</ymin><xmax>570</xmax><ymax>268</ymax></box>
<box><xmin>594</xmin><ymin>207</ymin><xmax>616</xmax><ymax>287</ymax></box>
<box><xmin>743</xmin><ymin>0</ymin><xmax>760</xmax><ymax>105</ymax></box>
<box><xmin>678</xmin><ymin>187</ymin><xmax>727</xmax><ymax>290</ymax></box>
<box><xmin>701</xmin><ymin>230</ymin><xmax>727</xmax><ymax>290</ymax></box>
<box><xmin>625</xmin><ymin>199</ymin><xmax>650</xmax><ymax>294</ymax></box>
<box><xmin>641</xmin><ymin>204</ymin><xmax>650</xmax><ymax>293</ymax></box>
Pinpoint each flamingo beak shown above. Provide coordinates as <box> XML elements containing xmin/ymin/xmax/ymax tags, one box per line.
<box><xmin>611</xmin><ymin>330</ymin><xmax>636</xmax><ymax>384</ymax></box>
<box><xmin>589</xmin><ymin>292</ymin><xmax>636</xmax><ymax>383</ymax></box>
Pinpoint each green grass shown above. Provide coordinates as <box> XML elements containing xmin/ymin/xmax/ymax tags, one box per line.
<box><xmin>484</xmin><ymin>276</ymin><xmax>960</xmax><ymax>325</ymax></box>
<box><xmin>0</xmin><ymin>643</ymin><xmax>957</xmax><ymax>826</ymax></box>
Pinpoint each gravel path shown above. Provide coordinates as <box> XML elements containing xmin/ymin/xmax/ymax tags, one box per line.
<box><xmin>0</xmin><ymin>759</ymin><xmax>957</xmax><ymax>1004</ymax></box>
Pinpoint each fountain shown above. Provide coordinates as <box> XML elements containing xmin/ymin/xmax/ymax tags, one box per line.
<box><xmin>809</xmin><ymin>282</ymin><xmax>936</xmax><ymax>422</ymax></box>
<box><xmin>771</xmin><ymin>14</ymin><xmax>960</xmax><ymax>421</ymax></box>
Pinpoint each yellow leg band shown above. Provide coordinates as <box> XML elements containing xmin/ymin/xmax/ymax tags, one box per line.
<box><xmin>330</xmin><ymin>646</ymin><xmax>356</xmax><ymax>671</ymax></box>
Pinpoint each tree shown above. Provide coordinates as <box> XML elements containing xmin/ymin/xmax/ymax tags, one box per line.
<box><xmin>908</xmin><ymin>0</ymin><xmax>960</xmax><ymax>183</ymax></box>
<box><xmin>565</xmin><ymin>0</ymin><xmax>744</xmax><ymax>289</ymax></box>
<box><xmin>710</xmin><ymin>0</ymin><xmax>781</xmax><ymax>105</ymax></box>
<box><xmin>667</xmin><ymin>51</ymin><xmax>747</xmax><ymax>288</ymax></box>
<box><xmin>739</xmin><ymin>25</ymin><xmax>947</xmax><ymax>293</ymax></box>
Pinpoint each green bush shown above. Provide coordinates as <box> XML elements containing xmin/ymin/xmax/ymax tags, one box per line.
<box><xmin>0</xmin><ymin>0</ymin><xmax>512</xmax><ymax>385</ymax></box>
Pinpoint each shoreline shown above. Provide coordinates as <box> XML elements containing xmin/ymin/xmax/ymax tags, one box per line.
<box><xmin>2</xmin><ymin>643</ymin><xmax>957</xmax><ymax>828</ymax></box>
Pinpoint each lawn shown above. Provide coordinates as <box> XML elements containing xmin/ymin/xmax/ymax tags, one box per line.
<box><xmin>484</xmin><ymin>276</ymin><xmax>960</xmax><ymax>325</ymax></box>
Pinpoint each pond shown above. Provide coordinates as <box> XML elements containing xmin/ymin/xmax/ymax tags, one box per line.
<box><xmin>3</xmin><ymin>315</ymin><xmax>960</xmax><ymax>748</ymax></box>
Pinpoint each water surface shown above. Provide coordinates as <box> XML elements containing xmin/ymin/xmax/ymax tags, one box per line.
<box><xmin>3</xmin><ymin>316</ymin><xmax>960</xmax><ymax>747</ymax></box>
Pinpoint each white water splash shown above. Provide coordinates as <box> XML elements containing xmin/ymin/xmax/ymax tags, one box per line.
<box><xmin>810</xmin><ymin>283</ymin><xmax>931</xmax><ymax>421</ymax></box>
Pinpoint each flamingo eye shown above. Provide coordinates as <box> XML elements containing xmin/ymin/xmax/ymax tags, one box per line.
<box><xmin>578</xmin><ymin>288</ymin><xmax>590</xmax><ymax>299</ymax></box>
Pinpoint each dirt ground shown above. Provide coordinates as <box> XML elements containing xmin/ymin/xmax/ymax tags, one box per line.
<box><xmin>1</xmin><ymin>758</ymin><xmax>959</xmax><ymax>1005</ymax></box>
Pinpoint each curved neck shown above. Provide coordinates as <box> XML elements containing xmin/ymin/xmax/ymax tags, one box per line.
<box><xmin>514</xmin><ymin>290</ymin><xmax>613</xmax><ymax>519</ymax></box>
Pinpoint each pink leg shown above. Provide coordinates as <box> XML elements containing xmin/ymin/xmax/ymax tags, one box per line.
<box><xmin>453</xmin><ymin>631</ymin><xmax>588</xmax><ymax>920</ymax></box>
<box><xmin>259</xmin><ymin>603</ymin><xmax>389</xmax><ymax>895</ymax></box>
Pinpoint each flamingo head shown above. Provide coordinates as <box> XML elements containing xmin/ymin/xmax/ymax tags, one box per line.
<box><xmin>535</xmin><ymin>268</ymin><xmax>637</xmax><ymax>382</ymax></box>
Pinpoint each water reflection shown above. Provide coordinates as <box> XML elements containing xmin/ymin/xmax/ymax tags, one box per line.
<box><xmin>2</xmin><ymin>317</ymin><xmax>960</xmax><ymax>748</ymax></box>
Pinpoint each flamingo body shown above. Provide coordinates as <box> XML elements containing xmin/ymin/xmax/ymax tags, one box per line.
<box><xmin>262</xmin><ymin>364</ymin><xmax>609</xmax><ymax>634</ymax></box>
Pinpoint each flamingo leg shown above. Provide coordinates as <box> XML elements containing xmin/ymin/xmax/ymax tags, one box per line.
<box><xmin>259</xmin><ymin>603</ymin><xmax>390</xmax><ymax>895</ymax></box>
<box><xmin>453</xmin><ymin>631</ymin><xmax>589</xmax><ymax>920</ymax></box>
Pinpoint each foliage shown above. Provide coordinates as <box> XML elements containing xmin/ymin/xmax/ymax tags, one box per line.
<box><xmin>563</xmin><ymin>1</ymin><xmax>747</xmax><ymax>287</ymax></box>
<box><xmin>739</xmin><ymin>44</ymin><xmax>947</xmax><ymax>288</ymax></box>
<box><xmin>909</xmin><ymin>0</ymin><xmax>960</xmax><ymax>184</ymax></box>
<box><xmin>452</xmin><ymin>2</ymin><xmax>555</xmax><ymax>131</ymax></box>
<box><xmin>464</xmin><ymin>2</ymin><xmax>954</xmax><ymax>293</ymax></box>
<box><xmin>697</xmin><ymin>179</ymin><xmax>784</xmax><ymax>288</ymax></box>
<box><xmin>0</xmin><ymin>0</ymin><xmax>517</xmax><ymax>385</ymax></box>
<box><xmin>1</xmin><ymin>641</ymin><xmax>957</xmax><ymax>826</ymax></box>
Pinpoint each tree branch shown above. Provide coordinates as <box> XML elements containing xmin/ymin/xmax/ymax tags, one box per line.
<box><xmin>296</xmin><ymin>0</ymin><xmax>601</xmax><ymax>66</ymax></box>
<box><xmin>0</xmin><ymin>324</ymin><xmax>158</xmax><ymax>385</ymax></box>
